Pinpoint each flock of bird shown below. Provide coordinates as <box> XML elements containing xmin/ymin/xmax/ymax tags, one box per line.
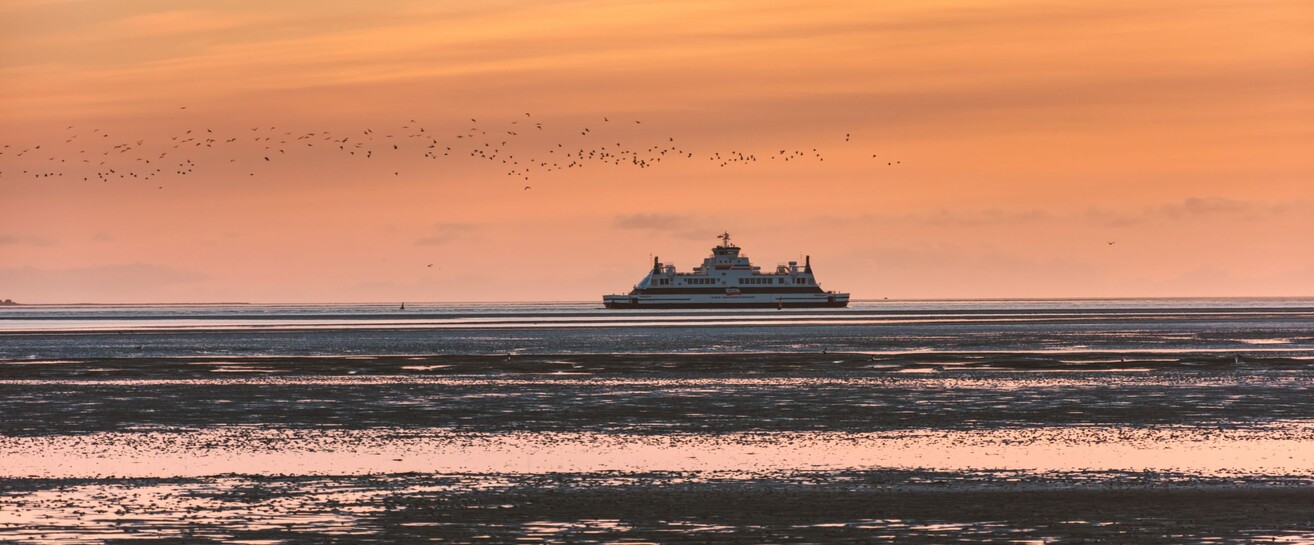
<box><xmin>0</xmin><ymin>111</ymin><xmax>902</xmax><ymax>190</ymax></box>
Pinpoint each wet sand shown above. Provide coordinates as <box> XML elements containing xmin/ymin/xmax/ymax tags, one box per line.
<box><xmin>3</xmin><ymin>354</ymin><xmax>1314</xmax><ymax>437</ymax></box>
<box><xmin>4</xmin><ymin>472</ymin><xmax>1314</xmax><ymax>543</ymax></box>
<box><xmin>3</xmin><ymin>301</ymin><xmax>1314</xmax><ymax>542</ymax></box>
<box><xmin>2</xmin><ymin>355</ymin><xmax>1314</xmax><ymax>541</ymax></box>
<box><xmin>5</xmin><ymin>425</ymin><xmax>1314</xmax><ymax>478</ymax></box>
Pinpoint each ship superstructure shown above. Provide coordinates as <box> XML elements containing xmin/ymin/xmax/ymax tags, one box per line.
<box><xmin>603</xmin><ymin>233</ymin><xmax>850</xmax><ymax>309</ymax></box>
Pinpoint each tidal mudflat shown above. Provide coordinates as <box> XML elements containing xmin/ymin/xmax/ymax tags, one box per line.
<box><xmin>3</xmin><ymin>300</ymin><xmax>1314</xmax><ymax>542</ymax></box>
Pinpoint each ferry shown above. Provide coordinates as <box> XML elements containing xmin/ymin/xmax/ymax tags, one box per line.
<box><xmin>603</xmin><ymin>233</ymin><xmax>850</xmax><ymax>309</ymax></box>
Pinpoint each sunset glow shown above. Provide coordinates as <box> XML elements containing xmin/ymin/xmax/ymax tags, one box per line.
<box><xmin>3</xmin><ymin>0</ymin><xmax>1311</xmax><ymax>303</ymax></box>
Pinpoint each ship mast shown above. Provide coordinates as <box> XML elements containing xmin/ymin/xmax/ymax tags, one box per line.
<box><xmin>718</xmin><ymin>231</ymin><xmax>732</xmax><ymax>247</ymax></box>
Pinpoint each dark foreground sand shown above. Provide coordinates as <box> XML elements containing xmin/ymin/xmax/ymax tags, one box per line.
<box><xmin>3</xmin><ymin>471</ymin><xmax>1314</xmax><ymax>543</ymax></box>
<box><xmin>4</xmin><ymin>354</ymin><xmax>1314</xmax><ymax>542</ymax></box>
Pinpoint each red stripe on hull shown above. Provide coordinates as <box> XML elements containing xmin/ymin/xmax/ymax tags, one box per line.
<box><xmin>603</xmin><ymin>301</ymin><xmax>849</xmax><ymax>309</ymax></box>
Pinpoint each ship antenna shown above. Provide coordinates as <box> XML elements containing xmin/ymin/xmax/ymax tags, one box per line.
<box><xmin>719</xmin><ymin>231</ymin><xmax>731</xmax><ymax>247</ymax></box>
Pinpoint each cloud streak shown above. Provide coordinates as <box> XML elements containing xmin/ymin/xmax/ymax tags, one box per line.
<box><xmin>415</xmin><ymin>223</ymin><xmax>475</xmax><ymax>246</ymax></box>
<box><xmin>1087</xmin><ymin>197</ymin><xmax>1312</xmax><ymax>227</ymax></box>
<box><xmin>612</xmin><ymin>214</ymin><xmax>692</xmax><ymax>230</ymax></box>
<box><xmin>0</xmin><ymin>234</ymin><xmax>55</xmax><ymax>247</ymax></box>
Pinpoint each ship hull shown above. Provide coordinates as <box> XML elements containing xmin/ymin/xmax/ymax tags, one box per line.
<box><xmin>603</xmin><ymin>292</ymin><xmax>849</xmax><ymax>309</ymax></box>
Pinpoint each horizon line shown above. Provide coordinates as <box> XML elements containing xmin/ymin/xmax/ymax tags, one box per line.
<box><xmin>5</xmin><ymin>295</ymin><xmax>1314</xmax><ymax>307</ymax></box>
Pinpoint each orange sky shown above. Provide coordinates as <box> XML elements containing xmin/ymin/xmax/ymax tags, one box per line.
<box><xmin>2</xmin><ymin>0</ymin><xmax>1312</xmax><ymax>303</ymax></box>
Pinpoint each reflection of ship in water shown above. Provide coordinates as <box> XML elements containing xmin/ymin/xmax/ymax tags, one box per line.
<box><xmin>603</xmin><ymin>232</ymin><xmax>850</xmax><ymax>309</ymax></box>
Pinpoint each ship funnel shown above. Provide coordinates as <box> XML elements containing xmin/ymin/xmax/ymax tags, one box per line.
<box><xmin>653</xmin><ymin>256</ymin><xmax>660</xmax><ymax>273</ymax></box>
<box><xmin>805</xmin><ymin>255</ymin><xmax>812</xmax><ymax>274</ymax></box>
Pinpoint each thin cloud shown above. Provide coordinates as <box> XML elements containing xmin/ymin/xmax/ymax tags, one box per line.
<box><xmin>807</xmin><ymin>208</ymin><xmax>1052</xmax><ymax>228</ymax></box>
<box><xmin>415</xmin><ymin>223</ymin><xmax>475</xmax><ymax>246</ymax></box>
<box><xmin>1088</xmin><ymin>197</ymin><xmax>1309</xmax><ymax>226</ymax></box>
<box><xmin>612</xmin><ymin>214</ymin><xmax>716</xmax><ymax>241</ymax></box>
<box><xmin>920</xmin><ymin>208</ymin><xmax>1053</xmax><ymax>227</ymax></box>
<box><xmin>1161</xmin><ymin>197</ymin><xmax>1266</xmax><ymax>218</ymax></box>
<box><xmin>612</xmin><ymin>213</ymin><xmax>693</xmax><ymax>230</ymax></box>
<box><xmin>0</xmin><ymin>234</ymin><xmax>55</xmax><ymax>247</ymax></box>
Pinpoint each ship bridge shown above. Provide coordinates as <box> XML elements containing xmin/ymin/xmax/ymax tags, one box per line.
<box><xmin>710</xmin><ymin>231</ymin><xmax>741</xmax><ymax>258</ymax></box>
